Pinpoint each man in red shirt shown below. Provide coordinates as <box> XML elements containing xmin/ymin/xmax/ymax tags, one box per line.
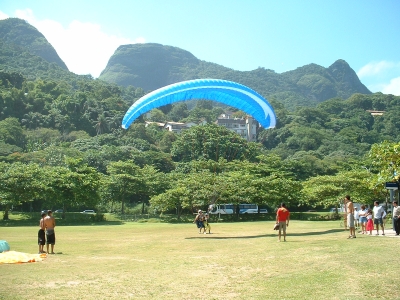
<box><xmin>276</xmin><ymin>203</ymin><xmax>290</xmax><ymax>242</ymax></box>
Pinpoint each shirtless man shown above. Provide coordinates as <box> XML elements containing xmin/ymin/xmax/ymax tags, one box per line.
<box><xmin>344</xmin><ymin>195</ymin><xmax>356</xmax><ymax>239</ymax></box>
<box><xmin>38</xmin><ymin>212</ymin><xmax>46</xmax><ymax>253</ymax></box>
<box><xmin>44</xmin><ymin>210</ymin><xmax>56</xmax><ymax>254</ymax></box>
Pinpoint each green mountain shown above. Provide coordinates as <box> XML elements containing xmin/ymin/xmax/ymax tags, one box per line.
<box><xmin>0</xmin><ymin>18</ymin><xmax>68</xmax><ymax>70</ymax></box>
<box><xmin>0</xmin><ymin>18</ymin><xmax>92</xmax><ymax>83</ymax></box>
<box><xmin>99</xmin><ymin>43</ymin><xmax>371</xmax><ymax>108</ymax></box>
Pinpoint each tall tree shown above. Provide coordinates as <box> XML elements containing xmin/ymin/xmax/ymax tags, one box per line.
<box><xmin>104</xmin><ymin>161</ymin><xmax>143</xmax><ymax>214</ymax></box>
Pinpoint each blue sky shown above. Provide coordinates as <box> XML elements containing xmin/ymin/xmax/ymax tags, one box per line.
<box><xmin>1</xmin><ymin>0</ymin><xmax>399</xmax><ymax>95</ymax></box>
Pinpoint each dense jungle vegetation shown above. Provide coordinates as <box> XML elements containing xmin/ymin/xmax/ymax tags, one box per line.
<box><xmin>1</xmin><ymin>69</ymin><xmax>400</xmax><ymax>220</ymax></box>
<box><xmin>1</xmin><ymin>18</ymin><xmax>399</xmax><ymax>220</ymax></box>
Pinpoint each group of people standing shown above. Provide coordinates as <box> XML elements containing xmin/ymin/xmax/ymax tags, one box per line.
<box><xmin>192</xmin><ymin>198</ymin><xmax>400</xmax><ymax>241</ymax></box>
<box><xmin>38</xmin><ymin>210</ymin><xmax>56</xmax><ymax>254</ymax></box>
<box><xmin>345</xmin><ymin>196</ymin><xmax>400</xmax><ymax>238</ymax></box>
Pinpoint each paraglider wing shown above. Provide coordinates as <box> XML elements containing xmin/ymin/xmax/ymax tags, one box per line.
<box><xmin>122</xmin><ymin>79</ymin><xmax>276</xmax><ymax>129</ymax></box>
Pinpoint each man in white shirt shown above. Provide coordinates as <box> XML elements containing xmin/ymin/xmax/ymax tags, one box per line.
<box><xmin>392</xmin><ymin>201</ymin><xmax>400</xmax><ymax>236</ymax></box>
<box><xmin>372</xmin><ymin>201</ymin><xmax>385</xmax><ymax>236</ymax></box>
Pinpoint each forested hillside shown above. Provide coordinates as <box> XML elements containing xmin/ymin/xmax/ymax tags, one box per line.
<box><xmin>99</xmin><ymin>43</ymin><xmax>371</xmax><ymax>109</ymax></box>
<box><xmin>0</xmin><ymin>18</ymin><xmax>68</xmax><ymax>70</ymax></box>
<box><xmin>0</xmin><ymin>18</ymin><xmax>398</xmax><ymax>219</ymax></box>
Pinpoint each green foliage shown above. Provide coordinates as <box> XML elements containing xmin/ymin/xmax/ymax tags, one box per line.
<box><xmin>171</xmin><ymin>123</ymin><xmax>260</xmax><ymax>162</ymax></box>
<box><xmin>301</xmin><ymin>169</ymin><xmax>374</xmax><ymax>208</ymax></box>
<box><xmin>0</xmin><ymin>117</ymin><xmax>26</xmax><ymax>148</ymax></box>
<box><xmin>90</xmin><ymin>212</ymin><xmax>106</xmax><ymax>222</ymax></box>
<box><xmin>2</xmin><ymin>23</ymin><xmax>400</xmax><ymax>217</ymax></box>
<box><xmin>0</xmin><ymin>18</ymin><xmax>68</xmax><ymax>70</ymax></box>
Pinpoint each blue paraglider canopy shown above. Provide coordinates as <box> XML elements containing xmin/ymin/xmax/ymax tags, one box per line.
<box><xmin>122</xmin><ymin>79</ymin><xmax>276</xmax><ymax>129</ymax></box>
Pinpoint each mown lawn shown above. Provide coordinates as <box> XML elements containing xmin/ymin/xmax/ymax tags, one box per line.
<box><xmin>0</xmin><ymin>220</ymin><xmax>398</xmax><ymax>300</ymax></box>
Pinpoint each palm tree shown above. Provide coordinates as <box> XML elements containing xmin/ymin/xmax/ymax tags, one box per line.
<box><xmin>94</xmin><ymin>112</ymin><xmax>110</xmax><ymax>135</ymax></box>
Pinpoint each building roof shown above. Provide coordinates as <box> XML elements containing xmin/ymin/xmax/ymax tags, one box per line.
<box><xmin>366</xmin><ymin>110</ymin><xmax>385</xmax><ymax>116</ymax></box>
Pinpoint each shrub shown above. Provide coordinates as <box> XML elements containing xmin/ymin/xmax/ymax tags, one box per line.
<box><xmin>90</xmin><ymin>213</ymin><xmax>106</xmax><ymax>222</ymax></box>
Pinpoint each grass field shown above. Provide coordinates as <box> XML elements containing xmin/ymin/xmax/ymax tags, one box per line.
<box><xmin>0</xmin><ymin>219</ymin><xmax>399</xmax><ymax>300</ymax></box>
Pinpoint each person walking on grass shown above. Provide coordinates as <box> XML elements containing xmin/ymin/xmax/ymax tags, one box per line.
<box><xmin>276</xmin><ymin>203</ymin><xmax>290</xmax><ymax>242</ymax></box>
<box><xmin>373</xmin><ymin>201</ymin><xmax>385</xmax><ymax>236</ymax></box>
<box><xmin>193</xmin><ymin>210</ymin><xmax>205</xmax><ymax>234</ymax></box>
<box><xmin>344</xmin><ymin>195</ymin><xmax>356</xmax><ymax>239</ymax></box>
<box><xmin>44</xmin><ymin>210</ymin><xmax>56</xmax><ymax>254</ymax></box>
<box><xmin>38</xmin><ymin>212</ymin><xmax>46</xmax><ymax>254</ymax></box>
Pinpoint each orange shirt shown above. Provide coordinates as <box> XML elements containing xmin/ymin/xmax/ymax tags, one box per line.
<box><xmin>277</xmin><ymin>207</ymin><xmax>290</xmax><ymax>222</ymax></box>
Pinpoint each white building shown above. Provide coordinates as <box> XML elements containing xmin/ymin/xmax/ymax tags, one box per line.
<box><xmin>145</xmin><ymin>120</ymin><xmax>206</xmax><ymax>133</ymax></box>
<box><xmin>145</xmin><ymin>113</ymin><xmax>259</xmax><ymax>142</ymax></box>
<box><xmin>215</xmin><ymin>114</ymin><xmax>259</xmax><ymax>142</ymax></box>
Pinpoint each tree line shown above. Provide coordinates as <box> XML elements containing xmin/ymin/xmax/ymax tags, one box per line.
<box><xmin>1</xmin><ymin>71</ymin><xmax>400</xmax><ymax>219</ymax></box>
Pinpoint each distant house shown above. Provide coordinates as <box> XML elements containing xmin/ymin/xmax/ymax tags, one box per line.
<box><xmin>145</xmin><ymin>112</ymin><xmax>259</xmax><ymax>141</ymax></box>
<box><xmin>366</xmin><ymin>110</ymin><xmax>385</xmax><ymax>116</ymax></box>
<box><xmin>145</xmin><ymin>120</ymin><xmax>206</xmax><ymax>133</ymax></box>
<box><xmin>215</xmin><ymin>114</ymin><xmax>259</xmax><ymax>142</ymax></box>
<box><xmin>144</xmin><ymin>121</ymin><xmax>165</xmax><ymax>129</ymax></box>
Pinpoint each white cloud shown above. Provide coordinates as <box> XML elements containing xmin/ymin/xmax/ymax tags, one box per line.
<box><xmin>0</xmin><ymin>10</ymin><xmax>9</xmax><ymax>20</ymax></box>
<box><xmin>13</xmin><ymin>9</ymin><xmax>144</xmax><ymax>78</ymax></box>
<box><xmin>357</xmin><ymin>61</ymin><xmax>396</xmax><ymax>78</ymax></box>
<box><xmin>381</xmin><ymin>77</ymin><xmax>400</xmax><ymax>96</ymax></box>
<box><xmin>358</xmin><ymin>61</ymin><xmax>400</xmax><ymax>95</ymax></box>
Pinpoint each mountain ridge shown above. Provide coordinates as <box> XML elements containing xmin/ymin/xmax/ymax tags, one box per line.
<box><xmin>0</xmin><ymin>18</ymin><xmax>372</xmax><ymax>109</ymax></box>
<box><xmin>0</xmin><ymin>18</ymin><xmax>68</xmax><ymax>70</ymax></box>
<box><xmin>99</xmin><ymin>43</ymin><xmax>371</xmax><ymax>108</ymax></box>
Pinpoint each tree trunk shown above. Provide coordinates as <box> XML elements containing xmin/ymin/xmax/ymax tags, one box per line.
<box><xmin>121</xmin><ymin>195</ymin><xmax>125</xmax><ymax>214</ymax></box>
<box><xmin>3</xmin><ymin>205</ymin><xmax>9</xmax><ymax>220</ymax></box>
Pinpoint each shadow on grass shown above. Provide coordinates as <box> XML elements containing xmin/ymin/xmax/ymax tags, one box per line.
<box><xmin>185</xmin><ymin>229</ymin><xmax>344</xmax><ymax>239</ymax></box>
<box><xmin>0</xmin><ymin>219</ymin><xmax>125</xmax><ymax>227</ymax></box>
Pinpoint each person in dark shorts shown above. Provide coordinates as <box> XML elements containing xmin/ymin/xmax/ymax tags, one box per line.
<box><xmin>38</xmin><ymin>212</ymin><xmax>46</xmax><ymax>253</ymax></box>
<box><xmin>193</xmin><ymin>210</ymin><xmax>205</xmax><ymax>234</ymax></box>
<box><xmin>44</xmin><ymin>210</ymin><xmax>56</xmax><ymax>254</ymax></box>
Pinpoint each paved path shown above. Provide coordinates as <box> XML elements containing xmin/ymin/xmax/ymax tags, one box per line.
<box><xmin>358</xmin><ymin>229</ymin><xmax>399</xmax><ymax>238</ymax></box>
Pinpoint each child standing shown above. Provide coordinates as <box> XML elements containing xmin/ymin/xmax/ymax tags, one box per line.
<box><xmin>365</xmin><ymin>208</ymin><xmax>374</xmax><ymax>235</ymax></box>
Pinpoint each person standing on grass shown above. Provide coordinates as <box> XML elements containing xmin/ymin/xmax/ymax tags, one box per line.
<box><xmin>372</xmin><ymin>201</ymin><xmax>385</xmax><ymax>236</ymax></box>
<box><xmin>38</xmin><ymin>212</ymin><xmax>46</xmax><ymax>254</ymax></box>
<box><xmin>365</xmin><ymin>209</ymin><xmax>374</xmax><ymax>235</ymax></box>
<box><xmin>204</xmin><ymin>213</ymin><xmax>211</xmax><ymax>234</ymax></box>
<box><xmin>276</xmin><ymin>203</ymin><xmax>290</xmax><ymax>242</ymax></box>
<box><xmin>358</xmin><ymin>205</ymin><xmax>368</xmax><ymax>234</ymax></box>
<box><xmin>344</xmin><ymin>195</ymin><xmax>356</xmax><ymax>239</ymax></box>
<box><xmin>392</xmin><ymin>201</ymin><xmax>400</xmax><ymax>236</ymax></box>
<box><xmin>354</xmin><ymin>207</ymin><xmax>360</xmax><ymax>229</ymax></box>
<box><xmin>44</xmin><ymin>210</ymin><xmax>56</xmax><ymax>254</ymax></box>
